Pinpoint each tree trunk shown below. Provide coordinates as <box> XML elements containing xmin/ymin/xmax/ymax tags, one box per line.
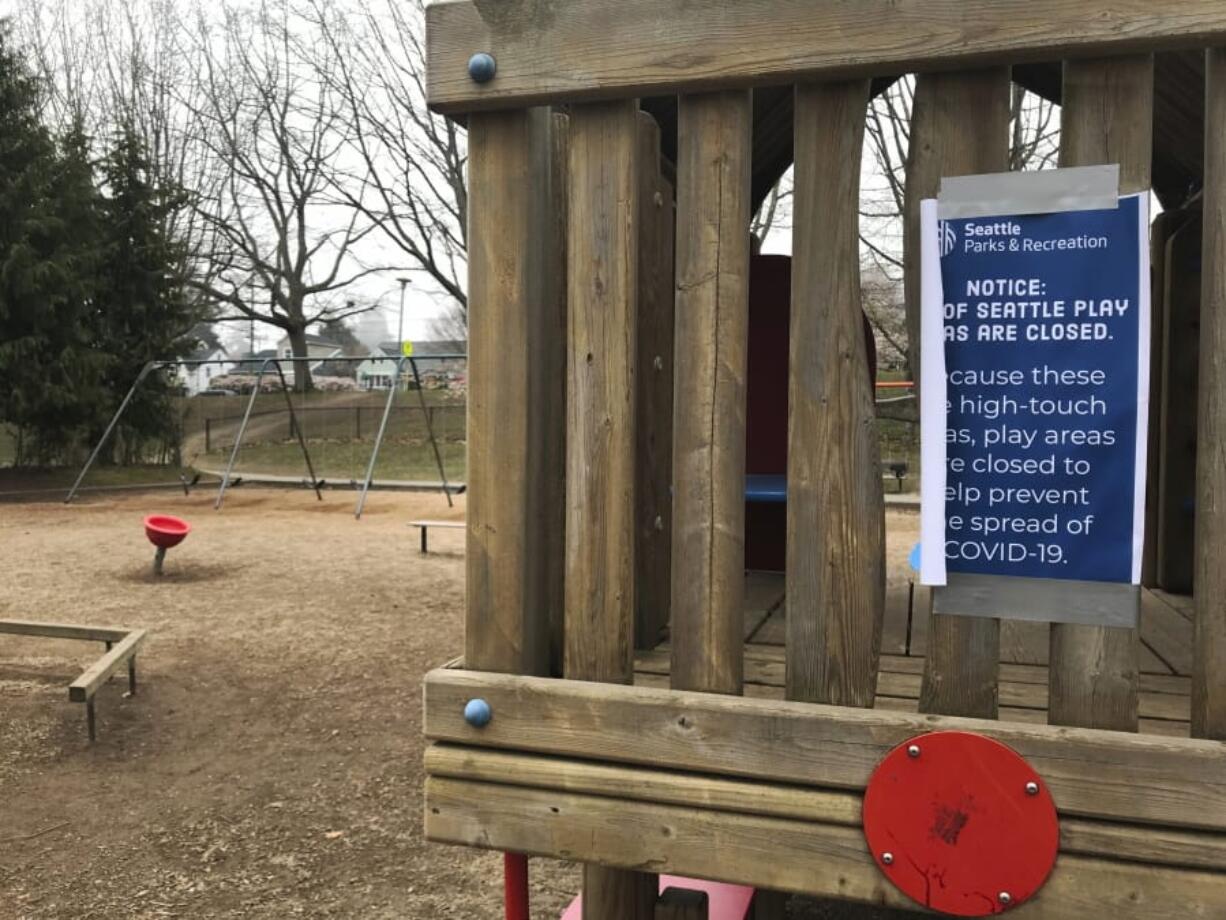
<box><xmin>287</xmin><ymin>325</ymin><xmax>313</xmax><ymax>392</ymax></box>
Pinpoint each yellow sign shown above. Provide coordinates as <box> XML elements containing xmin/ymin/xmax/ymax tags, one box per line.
<box><xmin>401</xmin><ymin>341</ymin><xmax>414</xmax><ymax>357</ymax></box>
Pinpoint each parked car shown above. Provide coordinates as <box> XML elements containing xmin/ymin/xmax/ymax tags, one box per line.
<box><xmin>196</xmin><ymin>388</ymin><xmax>238</xmax><ymax>398</ymax></box>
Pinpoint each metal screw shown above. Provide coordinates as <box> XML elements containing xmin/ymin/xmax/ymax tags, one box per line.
<box><xmin>998</xmin><ymin>892</ymin><xmax>1012</xmax><ymax>906</ymax></box>
<box><xmin>467</xmin><ymin>52</ymin><xmax>497</xmax><ymax>84</ymax></box>
<box><xmin>907</xmin><ymin>744</ymin><xmax>921</xmax><ymax>758</ymax></box>
<box><xmin>463</xmin><ymin>698</ymin><xmax>493</xmax><ymax>728</ymax></box>
<box><xmin>881</xmin><ymin>852</ymin><xmax>894</xmax><ymax>866</ymax></box>
<box><xmin>1025</xmin><ymin>781</ymin><xmax>1040</xmax><ymax>796</ymax></box>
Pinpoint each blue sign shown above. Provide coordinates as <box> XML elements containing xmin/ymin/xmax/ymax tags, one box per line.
<box><xmin>921</xmin><ymin>195</ymin><xmax>1149</xmax><ymax>586</ymax></box>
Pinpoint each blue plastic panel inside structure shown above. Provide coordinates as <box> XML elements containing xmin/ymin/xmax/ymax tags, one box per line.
<box><xmin>745</xmin><ymin>474</ymin><xmax>787</xmax><ymax>504</ymax></box>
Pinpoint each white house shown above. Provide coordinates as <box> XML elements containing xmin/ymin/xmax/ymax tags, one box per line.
<box><xmin>272</xmin><ymin>334</ymin><xmax>344</xmax><ymax>381</ymax></box>
<box><xmin>180</xmin><ymin>345</ymin><xmax>231</xmax><ymax>395</ymax></box>
<box><xmin>354</xmin><ymin>340</ymin><xmax>468</xmax><ymax>390</ymax></box>
<box><xmin>356</xmin><ymin>346</ymin><xmax>399</xmax><ymax>389</ymax></box>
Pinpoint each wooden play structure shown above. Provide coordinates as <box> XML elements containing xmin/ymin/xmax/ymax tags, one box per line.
<box><xmin>1</xmin><ymin>620</ymin><xmax>146</xmax><ymax>741</ymax></box>
<box><xmin>421</xmin><ymin>2</ymin><xmax>1226</xmax><ymax>916</ymax></box>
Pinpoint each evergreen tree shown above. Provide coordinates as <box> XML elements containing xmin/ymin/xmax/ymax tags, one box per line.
<box><xmin>0</xmin><ymin>23</ymin><xmax>102</xmax><ymax>465</ymax></box>
<box><xmin>92</xmin><ymin>119</ymin><xmax>201</xmax><ymax>464</ymax></box>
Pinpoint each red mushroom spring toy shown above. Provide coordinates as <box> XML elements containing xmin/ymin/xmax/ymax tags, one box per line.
<box><xmin>144</xmin><ymin>514</ymin><xmax>191</xmax><ymax>576</ymax></box>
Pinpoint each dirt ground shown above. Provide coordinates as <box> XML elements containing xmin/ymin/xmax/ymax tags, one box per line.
<box><xmin>0</xmin><ymin>486</ymin><xmax>917</xmax><ymax>920</ymax></box>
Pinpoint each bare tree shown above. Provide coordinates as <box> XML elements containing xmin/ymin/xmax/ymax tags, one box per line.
<box><xmin>17</xmin><ymin>0</ymin><xmax>228</xmax><ymax>331</ymax></box>
<box><xmin>181</xmin><ymin>0</ymin><xmax>384</xmax><ymax>389</ymax></box>
<box><xmin>865</xmin><ymin>77</ymin><xmax>1060</xmax><ymax>382</ymax></box>
<box><xmin>306</xmin><ymin>0</ymin><xmax>468</xmax><ymax>333</ymax></box>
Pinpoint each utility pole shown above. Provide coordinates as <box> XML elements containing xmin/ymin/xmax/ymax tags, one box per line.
<box><xmin>397</xmin><ymin>277</ymin><xmax>412</xmax><ymax>391</ymax></box>
<box><xmin>396</xmin><ymin>277</ymin><xmax>412</xmax><ymax>345</ymax></box>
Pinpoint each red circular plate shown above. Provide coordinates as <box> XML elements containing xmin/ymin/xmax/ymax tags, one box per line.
<box><xmin>862</xmin><ymin>731</ymin><xmax>1058</xmax><ymax>916</ymax></box>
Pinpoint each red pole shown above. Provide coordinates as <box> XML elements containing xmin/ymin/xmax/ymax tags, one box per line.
<box><xmin>504</xmin><ymin>852</ymin><xmax>529</xmax><ymax>920</ymax></box>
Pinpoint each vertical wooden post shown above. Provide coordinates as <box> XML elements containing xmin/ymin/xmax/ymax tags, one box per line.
<box><xmin>787</xmin><ymin>79</ymin><xmax>884</xmax><ymax>708</ymax></box>
<box><xmin>548</xmin><ymin>112</ymin><xmax>572</xmax><ymax>676</ymax></box>
<box><xmin>1142</xmin><ymin>210</ymin><xmax>1186</xmax><ymax>587</ymax></box>
<box><xmin>1049</xmin><ymin>55</ymin><xmax>1152</xmax><ymax>733</ymax></box>
<box><xmin>564</xmin><ymin>99</ymin><xmax>655</xmax><ymax>920</ymax></box>
<box><xmin>1157</xmin><ymin>216</ymin><xmax>1201</xmax><ymax>594</ymax></box>
<box><xmin>1194</xmin><ymin>47</ymin><xmax>1226</xmax><ymax>741</ymax></box>
<box><xmin>465</xmin><ymin>108</ymin><xmax>559</xmax><ymax>678</ymax></box>
<box><xmin>907</xmin><ymin>70</ymin><xmax>1010</xmax><ymax>720</ymax></box>
<box><xmin>636</xmin><ymin>111</ymin><xmax>677</xmax><ymax>652</ymax></box>
<box><xmin>670</xmin><ymin>91</ymin><xmax>752</xmax><ymax>695</ymax></box>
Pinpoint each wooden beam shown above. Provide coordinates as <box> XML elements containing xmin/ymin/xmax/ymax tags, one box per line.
<box><xmin>1157</xmin><ymin>216</ymin><xmax>1202</xmax><ymax>594</ymax></box>
<box><xmin>1195</xmin><ymin>48</ymin><xmax>1226</xmax><ymax>741</ymax></box>
<box><xmin>1143</xmin><ymin>210</ymin><xmax>1188</xmax><ymax>587</ymax></box>
<box><xmin>426</xmin><ymin>0</ymin><xmax>1226</xmax><ymax>113</ymax></box>
<box><xmin>424</xmin><ymin>668</ymin><xmax>1226</xmax><ymax>832</ymax></box>
<box><xmin>912</xmin><ymin>69</ymin><xmax>1011</xmax><ymax>722</ymax></box>
<box><xmin>1049</xmin><ymin>54</ymin><xmax>1154</xmax><ymax>733</ymax></box>
<box><xmin>0</xmin><ymin>619</ymin><xmax>130</xmax><ymax>642</ymax></box>
<box><xmin>68</xmin><ymin>630</ymin><xmax>146</xmax><ymax>702</ymax></box>
<box><xmin>425</xmin><ymin>744</ymin><xmax>1226</xmax><ymax>872</ymax></box>
<box><xmin>564</xmin><ymin>100</ymin><xmax>640</xmax><ymax>685</ymax></box>
<box><xmin>670</xmin><ymin>90</ymin><xmax>752</xmax><ymax>694</ymax></box>
<box><xmin>564</xmin><ymin>99</ymin><xmax>655</xmax><ymax>920</ymax></box>
<box><xmin>548</xmin><ymin>111</ymin><xmax>571</xmax><ymax>677</ymax></box>
<box><xmin>787</xmin><ymin>79</ymin><xmax>884</xmax><ymax>708</ymax></box>
<box><xmin>425</xmin><ymin>776</ymin><xmax>1226</xmax><ymax>918</ymax></box>
<box><xmin>465</xmin><ymin>108</ymin><xmax>558</xmax><ymax>677</ymax></box>
<box><xmin>635</xmin><ymin>111</ymin><xmax>676</xmax><ymax>653</ymax></box>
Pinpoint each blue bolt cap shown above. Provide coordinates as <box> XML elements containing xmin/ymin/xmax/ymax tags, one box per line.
<box><xmin>468</xmin><ymin>52</ymin><xmax>497</xmax><ymax>84</ymax></box>
<box><xmin>464</xmin><ymin>698</ymin><xmax>492</xmax><ymax>727</ymax></box>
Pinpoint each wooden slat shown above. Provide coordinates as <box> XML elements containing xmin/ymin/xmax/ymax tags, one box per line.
<box><xmin>563</xmin><ymin>99</ymin><xmax>655</xmax><ymax>920</ymax></box>
<box><xmin>879</xmin><ymin>583</ymin><xmax>913</xmax><ymax>656</ymax></box>
<box><xmin>564</xmin><ymin>99</ymin><xmax>640</xmax><ymax>686</ymax></box>
<box><xmin>425</xmin><ymin>0</ymin><xmax>1226</xmax><ymax>113</ymax></box>
<box><xmin>639</xmin><ymin>650</ymin><xmax>1190</xmax><ymax>721</ymax></box>
<box><xmin>1157</xmin><ymin>214</ymin><xmax>1202</xmax><ymax>594</ymax></box>
<box><xmin>912</xmin><ymin>69</ymin><xmax>1011</xmax><ymax>721</ymax></box>
<box><xmin>1154</xmin><ymin>588</ymin><xmax>1195</xmax><ymax>620</ymax></box>
<box><xmin>670</xmin><ymin>90</ymin><xmax>752</xmax><ymax>695</ymax></box>
<box><xmin>634</xmin><ymin>112</ymin><xmax>676</xmax><ymax>653</ymax></box>
<box><xmin>0</xmin><ymin>619</ymin><xmax>129</xmax><ymax>643</ymax></box>
<box><xmin>1195</xmin><ymin>47</ymin><xmax>1226</xmax><ymax>741</ymax></box>
<box><xmin>1142</xmin><ymin>210</ymin><xmax>1187</xmax><ymax>587</ymax></box>
<box><xmin>425</xmin><ymin>668</ymin><xmax>1226</xmax><ymax>831</ymax></box>
<box><xmin>547</xmin><ymin>112</ymin><xmax>571</xmax><ymax>677</ymax></box>
<box><xmin>426</xmin><ymin>777</ymin><xmax>1226</xmax><ymax>917</ymax></box>
<box><xmin>1048</xmin><ymin>55</ymin><xmax>1153</xmax><ymax>733</ymax></box>
<box><xmin>465</xmin><ymin>108</ymin><xmax>557</xmax><ymax>677</ymax></box>
<box><xmin>68</xmin><ymin>630</ymin><xmax>146</xmax><ymax>702</ymax></box>
<box><xmin>787</xmin><ymin>79</ymin><xmax>883</xmax><ymax>708</ymax></box>
<box><xmin>1143</xmin><ymin>588</ymin><xmax>1195</xmax><ymax>677</ymax></box>
<box><xmin>634</xmin><ymin>670</ymin><xmax>1192</xmax><ymax>736</ymax></box>
<box><xmin>426</xmin><ymin>744</ymin><xmax>1226</xmax><ymax>872</ymax></box>
<box><xmin>742</xmin><ymin>573</ymin><xmax>784</xmax><ymax>642</ymax></box>
<box><xmin>751</xmin><ymin>607</ymin><xmax>785</xmax><ymax>646</ymax></box>
<box><xmin>1000</xmin><ymin>619</ymin><xmax>1050</xmax><ymax>667</ymax></box>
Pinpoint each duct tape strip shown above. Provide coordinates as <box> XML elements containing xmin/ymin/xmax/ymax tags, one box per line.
<box><xmin>934</xmin><ymin>573</ymin><xmax>1139</xmax><ymax>627</ymax></box>
<box><xmin>937</xmin><ymin>165</ymin><xmax>1120</xmax><ymax>220</ymax></box>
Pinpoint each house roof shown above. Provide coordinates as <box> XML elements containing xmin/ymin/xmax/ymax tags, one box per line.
<box><xmin>185</xmin><ymin>344</ymin><xmax>229</xmax><ymax>363</ymax></box>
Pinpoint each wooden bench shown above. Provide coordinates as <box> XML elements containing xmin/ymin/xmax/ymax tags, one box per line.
<box><xmin>409</xmin><ymin>520</ymin><xmax>464</xmax><ymax>554</ymax></box>
<box><xmin>0</xmin><ymin>619</ymin><xmax>147</xmax><ymax>741</ymax></box>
